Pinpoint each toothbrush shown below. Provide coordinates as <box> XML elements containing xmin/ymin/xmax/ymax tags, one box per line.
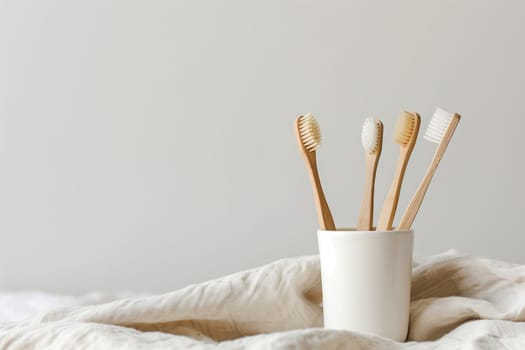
<box><xmin>376</xmin><ymin>111</ymin><xmax>420</xmax><ymax>231</ymax></box>
<box><xmin>357</xmin><ymin>118</ymin><xmax>383</xmax><ymax>231</ymax></box>
<box><xmin>397</xmin><ymin>108</ymin><xmax>461</xmax><ymax>230</ymax></box>
<box><xmin>294</xmin><ymin>113</ymin><xmax>336</xmax><ymax>230</ymax></box>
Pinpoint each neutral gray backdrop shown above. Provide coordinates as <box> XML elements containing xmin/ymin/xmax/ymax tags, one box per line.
<box><xmin>1</xmin><ymin>1</ymin><xmax>524</xmax><ymax>293</ymax></box>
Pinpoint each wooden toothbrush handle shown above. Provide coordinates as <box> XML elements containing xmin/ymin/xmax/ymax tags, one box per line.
<box><xmin>377</xmin><ymin>151</ymin><xmax>410</xmax><ymax>231</ymax></box>
<box><xmin>357</xmin><ymin>156</ymin><xmax>378</xmax><ymax>230</ymax></box>
<box><xmin>397</xmin><ymin>114</ymin><xmax>461</xmax><ymax>230</ymax></box>
<box><xmin>396</xmin><ymin>164</ymin><xmax>434</xmax><ymax>231</ymax></box>
<box><xmin>306</xmin><ymin>153</ymin><xmax>336</xmax><ymax>230</ymax></box>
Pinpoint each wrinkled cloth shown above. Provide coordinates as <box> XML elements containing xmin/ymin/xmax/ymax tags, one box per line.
<box><xmin>1</xmin><ymin>250</ymin><xmax>525</xmax><ymax>349</ymax></box>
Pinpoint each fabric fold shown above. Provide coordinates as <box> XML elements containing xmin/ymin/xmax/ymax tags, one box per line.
<box><xmin>1</xmin><ymin>251</ymin><xmax>525</xmax><ymax>349</ymax></box>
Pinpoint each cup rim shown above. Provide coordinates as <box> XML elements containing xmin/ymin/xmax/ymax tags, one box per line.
<box><xmin>317</xmin><ymin>227</ymin><xmax>413</xmax><ymax>236</ymax></box>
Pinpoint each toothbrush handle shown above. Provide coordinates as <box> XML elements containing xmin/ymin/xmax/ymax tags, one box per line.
<box><xmin>306</xmin><ymin>153</ymin><xmax>336</xmax><ymax>231</ymax></box>
<box><xmin>397</xmin><ymin>114</ymin><xmax>461</xmax><ymax>230</ymax></box>
<box><xmin>376</xmin><ymin>150</ymin><xmax>410</xmax><ymax>231</ymax></box>
<box><xmin>357</xmin><ymin>155</ymin><xmax>378</xmax><ymax>230</ymax></box>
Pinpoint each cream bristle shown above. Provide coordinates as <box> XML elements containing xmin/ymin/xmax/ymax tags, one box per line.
<box><xmin>298</xmin><ymin>113</ymin><xmax>322</xmax><ymax>152</ymax></box>
<box><xmin>361</xmin><ymin>117</ymin><xmax>380</xmax><ymax>154</ymax></box>
<box><xmin>393</xmin><ymin>113</ymin><xmax>417</xmax><ymax>145</ymax></box>
<box><xmin>424</xmin><ymin>108</ymin><xmax>453</xmax><ymax>144</ymax></box>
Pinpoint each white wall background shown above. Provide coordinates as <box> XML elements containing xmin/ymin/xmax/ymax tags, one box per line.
<box><xmin>1</xmin><ymin>0</ymin><xmax>524</xmax><ymax>293</ymax></box>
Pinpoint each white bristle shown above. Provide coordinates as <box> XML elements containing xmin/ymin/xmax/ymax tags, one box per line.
<box><xmin>424</xmin><ymin>108</ymin><xmax>454</xmax><ymax>144</ymax></box>
<box><xmin>361</xmin><ymin>117</ymin><xmax>379</xmax><ymax>153</ymax></box>
<box><xmin>298</xmin><ymin>113</ymin><xmax>322</xmax><ymax>151</ymax></box>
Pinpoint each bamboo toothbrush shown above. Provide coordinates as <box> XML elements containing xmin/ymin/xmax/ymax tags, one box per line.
<box><xmin>294</xmin><ymin>114</ymin><xmax>336</xmax><ymax>230</ymax></box>
<box><xmin>397</xmin><ymin>108</ymin><xmax>461</xmax><ymax>230</ymax></box>
<box><xmin>357</xmin><ymin>118</ymin><xmax>383</xmax><ymax>231</ymax></box>
<box><xmin>376</xmin><ymin>111</ymin><xmax>420</xmax><ymax>231</ymax></box>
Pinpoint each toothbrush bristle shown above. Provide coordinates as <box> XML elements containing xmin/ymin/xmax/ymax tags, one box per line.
<box><xmin>361</xmin><ymin>117</ymin><xmax>381</xmax><ymax>154</ymax></box>
<box><xmin>424</xmin><ymin>108</ymin><xmax>454</xmax><ymax>144</ymax></box>
<box><xmin>393</xmin><ymin>112</ymin><xmax>417</xmax><ymax>145</ymax></box>
<box><xmin>298</xmin><ymin>113</ymin><xmax>322</xmax><ymax>152</ymax></box>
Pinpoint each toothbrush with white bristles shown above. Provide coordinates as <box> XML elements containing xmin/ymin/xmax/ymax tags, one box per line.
<box><xmin>397</xmin><ymin>108</ymin><xmax>461</xmax><ymax>230</ymax></box>
<box><xmin>357</xmin><ymin>118</ymin><xmax>383</xmax><ymax>230</ymax></box>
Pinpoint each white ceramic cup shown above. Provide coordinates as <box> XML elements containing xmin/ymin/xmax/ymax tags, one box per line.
<box><xmin>318</xmin><ymin>228</ymin><xmax>414</xmax><ymax>342</ymax></box>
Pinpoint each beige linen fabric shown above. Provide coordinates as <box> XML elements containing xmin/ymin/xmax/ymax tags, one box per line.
<box><xmin>1</xmin><ymin>251</ymin><xmax>525</xmax><ymax>349</ymax></box>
